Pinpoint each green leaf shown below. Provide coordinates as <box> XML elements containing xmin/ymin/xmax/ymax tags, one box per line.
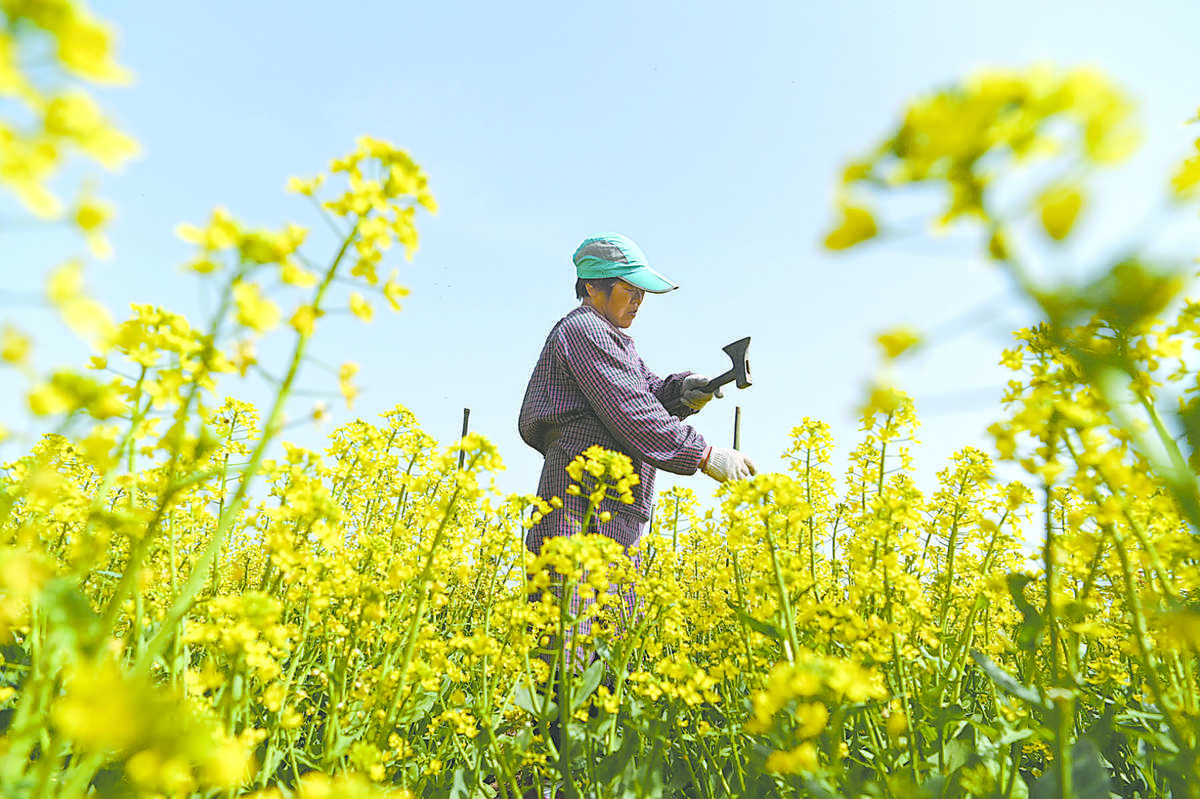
<box><xmin>325</xmin><ymin>727</ymin><xmax>357</xmax><ymax>760</ymax></box>
<box><xmin>570</xmin><ymin>659</ymin><xmax>605</xmax><ymax>712</ymax></box>
<box><xmin>395</xmin><ymin>688</ymin><xmax>438</xmax><ymax>724</ymax></box>
<box><xmin>1030</xmin><ymin>739</ymin><xmax>1112</xmax><ymax>799</ymax></box>
<box><xmin>40</xmin><ymin>578</ymin><xmax>105</xmax><ymax>665</ymax></box>
<box><xmin>1081</xmin><ymin>259</ymin><xmax>1186</xmax><ymax>331</ymax></box>
<box><xmin>798</xmin><ymin>775</ymin><xmax>842</xmax><ymax>799</ymax></box>
<box><xmin>970</xmin><ymin>649</ymin><xmax>1048</xmax><ymax>709</ymax></box>
<box><xmin>726</xmin><ymin>599</ymin><xmax>787</xmax><ymax>641</ymax></box>
<box><xmin>1005</xmin><ymin>573</ymin><xmax>1045</xmax><ymax>652</ymax></box>
<box><xmin>997</xmin><ymin>727</ymin><xmax>1035</xmax><ymax>748</ymax></box>
<box><xmin>919</xmin><ymin>775</ymin><xmax>947</xmax><ymax>798</ymax></box>
<box><xmin>932</xmin><ymin>702</ymin><xmax>970</xmax><ymax>729</ymax></box>
<box><xmin>512</xmin><ymin>682</ymin><xmax>556</xmax><ymax>721</ymax></box>
<box><xmin>1006</xmin><ymin>574</ymin><xmax>1037</xmax><ymax>616</ymax></box>
<box><xmin>595</xmin><ymin>728</ymin><xmax>639</xmax><ymax>785</ymax></box>
<box><xmin>942</xmin><ymin>737</ymin><xmax>974</xmax><ymax>773</ymax></box>
<box><xmin>1080</xmin><ymin>700</ymin><xmax>1119</xmax><ymax>742</ymax></box>
<box><xmin>448</xmin><ymin>768</ymin><xmax>471</xmax><ymax>799</ymax></box>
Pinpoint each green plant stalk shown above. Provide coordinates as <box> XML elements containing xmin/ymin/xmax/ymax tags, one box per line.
<box><xmin>1136</xmin><ymin>384</ymin><xmax>1200</xmax><ymax>533</ymax></box>
<box><xmin>256</xmin><ymin>597</ymin><xmax>312</xmax><ymax>786</ymax></box>
<box><xmin>947</xmin><ymin>511</ymin><xmax>1006</xmax><ymax>691</ymax></box>
<box><xmin>937</xmin><ymin>508</ymin><xmax>962</xmax><ymax>637</ymax></box>
<box><xmin>890</xmin><ymin>633</ymin><xmax>920</xmax><ymax>783</ymax></box>
<box><xmin>131</xmin><ymin>579</ymin><xmax>143</xmax><ymax>662</ymax></box>
<box><xmin>1111</xmin><ymin>487</ymin><xmax>1177</xmax><ymax>603</ymax></box>
<box><xmin>1105</xmin><ymin>521</ymin><xmax>1194</xmax><ymax>757</ymax></box>
<box><xmin>1042</xmin><ymin>437</ymin><xmax>1061</xmax><ymax>687</ymax></box>
<box><xmin>861</xmin><ymin>711</ymin><xmax>896</xmax><ymax>792</ymax></box>
<box><xmin>678</xmin><ymin>741</ymin><xmax>709</xmax><ymax>799</ymax></box>
<box><xmin>556</xmin><ymin>570</ymin><xmax>576</xmax><ymax>791</ymax></box>
<box><xmin>0</xmin><ymin>588</ymin><xmax>54</xmax><ymax>782</ymax></box>
<box><xmin>377</xmin><ymin>475</ymin><xmax>468</xmax><ymax>739</ymax></box>
<box><xmin>603</xmin><ymin>606</ymin><xmax>659</xmax><ymax>755</ymax></box>
<box><xmin>544</xmin><ymin>476</ymin><xmax>607</xmax><ymax>783</ymax></box>
<box><xmin>575</xmin><ymin>720</ymin><xmax>597</xmax><ymax>797</ymax></box>
<box><xmin>166</xmin><ymin>511</ymin><xmax>183</xmax><ymax>689</ymax></box>
<box><xmin>688</xmin><ymin>706</ymin><xmax>734</xmax><ymax>795</ymax></box>
<box><xmin>728</xmin><ymin>549</ymin><xmax>756</xmax><ymax>675</ymax></box>
<box><xmin>760</xmin><ymin>517</ymin><xmax>799</xmax><ymax>663</ymax></box>
<box><xmin>137</xmin><ymin>224</ymin><xmax>359</xmax><ymax>674</ymax></box>
<box><xmin>99</xmin><ymin>270</ymin><xmax>247</xmax><ymax>640</ymax></box>
<box><xmin>1040</xmin><ymin>464</ymin><xmax>1082</xmax><ymax>799</ymax></box>
<box><xmin>67</xmin><ymin>364</ymin><xmax>148</xmax><ymax>546</ymax></box>
<box><xmin>1002</xmin><ymin>737</ymin><xmax>1021</xmax><ymax>799</ymax></box>
<box><xmin>805</xmin><ymin>447</ymin><xmax>818</xmax><ymax>596</ymax></box>
<box><xmin>1054</xmin><ymin>692</ymin><xmax>1074</xmax><ymax>799</ymax></box>
<box><xmin>829</xmin><ymin>507</ymin><xmax>842</xmax><ymax>598</ymax></box>
<box><xmin>866</xmin><ymin>432</ymin><xmax>889</xmax><ymax>583</ymax></box>
<box><xmin>513</xmin><ymin>515</ymin><xmax>556</xmax><ymax>774</ymax></box>
<box><xmin>30</xmin><ymin>718</ymin><xmax>62</xmax><ymax>799</ymax></box>
<box><xmin>56</xmin><ymin>751</ymin><xmax>106</xmax><ymax>799</ymax></box>
<box><xmin>671</xmin><ymin>496</ymin><xmax>680</xmax><ymax>558</ymax></box>
<box><xmin>96</xmin><ymin>281</ymin><xmax>241</xmax><ymax>642</ymax></box>
<box><xmin>724</xmin><ymin>690</ymin><xmax>748</xmax><ymax>792</ymax></box>
<box><xmin>206</xmin><ymin>413</ymin><xmax>238</xmax><ymax>598</ymax></box>
<box><xmin>828</xmin><ymin>705</ymin><xmax>848</xmax><ymax>785</ymax></box>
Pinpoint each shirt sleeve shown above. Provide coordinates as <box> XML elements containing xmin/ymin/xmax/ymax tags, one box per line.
<box><xmin>558</xmin><ymin>318</ymin><xmax>706</xmax><ymax>475</ymax></box>
<box><xmin>641</xmin><ymin>359</ymin><xmax>699</xmax><ymax>421</ymax></box>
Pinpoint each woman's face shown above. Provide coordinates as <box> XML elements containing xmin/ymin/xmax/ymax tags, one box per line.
<box><xmin>586</xmin><ymin>280</ymin><xmax>645</xmax><ymax>328</ymax></box>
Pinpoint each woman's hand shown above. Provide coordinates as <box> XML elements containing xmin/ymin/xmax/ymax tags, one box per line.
<box><xmin>699</xmin><ymin>446</ymin><xmax>757</xmax><ymax>482</ymax></box>
<box><xmin>681</xmin><ymin>375</ymin><xmax>724</xmax><ymax>411</ymax></box>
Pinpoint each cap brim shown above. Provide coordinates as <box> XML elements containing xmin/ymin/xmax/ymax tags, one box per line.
<box><xmin>620</xmin><ymin>266</ymin><xmax>678</xmax><ymax>294</ymax></box>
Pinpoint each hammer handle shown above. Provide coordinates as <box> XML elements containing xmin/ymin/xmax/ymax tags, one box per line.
<box><xmin>702</xmin><ymin>370</ymin><xmax>738</xmax><ymax>394</ymax></box>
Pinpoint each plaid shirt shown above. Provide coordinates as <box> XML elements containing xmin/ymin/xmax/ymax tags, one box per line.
<box><xmin>519</xmin><ymin>304</ymin><xmax>708</xmax><ymax>551</ymax></box>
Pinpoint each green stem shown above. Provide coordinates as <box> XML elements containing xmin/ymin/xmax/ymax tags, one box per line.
<box><xmin>557</xmin><ymin>570</ymin><xmax>576</xmax><ymax>791</ymax></box>
<box><xmin>378</xmin><ymin>460</ymin><xmax>476</xmax><ymax>738</ymax></box>
<box><xmin>761</xmin><ymin>516</ymin><xmax>800</xmax><ymax>662</ymax></box>
<box><xmin>137</xmin><ymin>223</ymin><xmax>360</xmax><ymax>673</ymax></box>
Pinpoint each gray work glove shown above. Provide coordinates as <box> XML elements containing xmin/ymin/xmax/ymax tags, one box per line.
<box><xmin>681</xmin><ymin>374</ymin><xmax>724</xmax><ymax>411</ymax></box>
<box><xmin>700</xmin><ymin>447</ymin><xmax>757</xmax><ymax>483</ymax></box>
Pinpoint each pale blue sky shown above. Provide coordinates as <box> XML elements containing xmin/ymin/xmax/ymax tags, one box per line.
<box><xmin>3</xmin><ymin>1</ymin><xmax>1199</xmax><ymax>511</ymax></box>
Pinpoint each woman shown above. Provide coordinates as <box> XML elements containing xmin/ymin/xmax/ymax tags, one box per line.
<box><xmin>516</xmin><ymin>233</ymin><xmax>757</xmax><ymax>797</ymax></box>
<box><xmin>518</xmin><ymin>232</ymin><xmax>756</xmax><ymax>619</ymax></box>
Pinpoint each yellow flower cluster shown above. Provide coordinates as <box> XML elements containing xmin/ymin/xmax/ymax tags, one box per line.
<box><xmin>825</xmin><ymin>62</ymin><xmax>1200</xmax><ymax>793</ymax></box>
<box><xmin>827</xmin><ymin>65</ymin><xmax>1137</xmax><ymax>248</ymax></box>
<box><xmin>0</xmin><ymin>0</ymin><xmax>136</xmax><ymax>237</ymax></box>
<box><xmin>3</xmin><ymin>16</ymin><xmax>1198</xmax><ymax>793</ymax></box>
<box><xmin>4</xmin><ymin>328</ymin><xmax>1197</xmax><ymax>795</ymax></box>
<box><xmin>562</xmin><ymin>444</ymin><xmax>640</xmax><ymax>527</ymax></box>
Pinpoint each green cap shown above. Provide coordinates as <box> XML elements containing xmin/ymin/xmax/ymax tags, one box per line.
<box><xmin>573</xmin><ymin>233</ymin><xmax>678</xmax><ymax>294</ymax></box>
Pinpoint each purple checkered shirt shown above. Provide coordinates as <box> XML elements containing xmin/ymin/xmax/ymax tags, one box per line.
<box><xmin>519</xmin><ymin>304</ymin><xmax>708</xmax><ymax>552</ymax></box>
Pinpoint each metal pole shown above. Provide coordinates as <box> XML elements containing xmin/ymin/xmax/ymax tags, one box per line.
<box><xmin>458</xmin><ymin>408</ymin><xmax>471</xmax><ymax>469</ymax></box>
<box><xmin>733</xmin><ymin>405</ymin><xmax>741</xmax><ymax>450</ymax></box>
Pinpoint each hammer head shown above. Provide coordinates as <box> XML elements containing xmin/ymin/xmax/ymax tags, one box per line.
<box><xmin>722</xmin><ymin>337</ymin><xmax>752</xmax><ymax>389</ymax></box>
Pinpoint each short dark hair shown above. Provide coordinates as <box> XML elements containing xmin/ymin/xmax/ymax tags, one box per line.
<box><xmin>575</xmin><ymin>277</ymin><xmax>620</xmax><ymax>300</ymax></box>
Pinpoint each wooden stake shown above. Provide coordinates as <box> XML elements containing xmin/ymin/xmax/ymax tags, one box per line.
<box><xmin>458</xmin><ymin>408</ymin><xmax>471</xmax><ymax>469</ymax></box>
<box><xmin>733</xmin><ymin>405</ymin><xmax>741</xmax><ymax>450</ymax></box>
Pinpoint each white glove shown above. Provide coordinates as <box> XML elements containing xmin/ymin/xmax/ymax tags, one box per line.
<box><xmin>681</xmin><ymin>374</ymin><xmax>724</xmax><ymax>411</ymax></box>
<box><xmin>700</xmin><ymin>447</ymin><xmax>757</xmax><ymax>482</ymax></box>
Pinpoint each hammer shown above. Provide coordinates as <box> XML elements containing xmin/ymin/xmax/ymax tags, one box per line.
<box><xmin>667</xmin><ymin>336</ymin><xmax>752</xmax><ymax>414</ymax></box>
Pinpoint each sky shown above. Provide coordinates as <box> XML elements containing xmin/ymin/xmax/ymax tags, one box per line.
<box><xmin>3</xmin><ymin>0</ymin><xmax>1199</xmax><ymax>519</ymax></box>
